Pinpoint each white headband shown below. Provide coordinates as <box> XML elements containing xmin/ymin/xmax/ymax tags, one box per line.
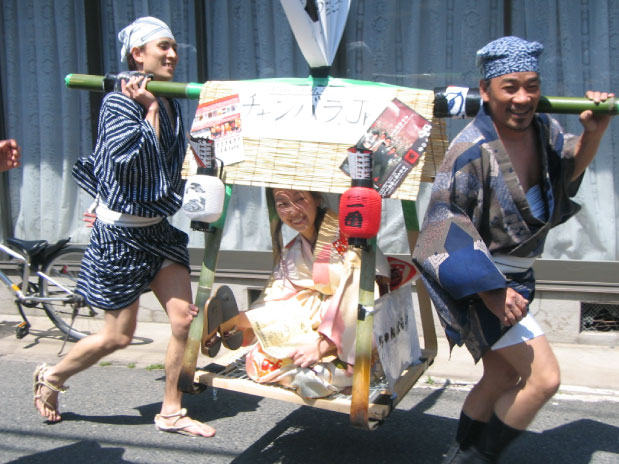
<box><xmin>118</xmin><ymin>16</ymin><xmax>175</xmax><ymax>62</ymax></box>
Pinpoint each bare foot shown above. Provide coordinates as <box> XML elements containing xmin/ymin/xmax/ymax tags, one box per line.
<box><xmin>33</xmin><ymin>364</ymin><xmax>65</xmax><ymax>423</ymax></box>
<box><xmin>155</xmin><ymin>409</ymin><xmax>216</xmax><ymax>437</ymax></box>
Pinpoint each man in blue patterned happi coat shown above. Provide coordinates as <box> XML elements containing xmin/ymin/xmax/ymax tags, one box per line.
<box><xmin>413</xmin><ymin>36</ymin><xmax>614</xmax><ymax>463</ymax></box>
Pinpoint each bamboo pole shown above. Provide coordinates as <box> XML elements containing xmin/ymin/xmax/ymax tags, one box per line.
<box><xmin>350</xmin><ymin>240</ymin><xmax>377</xmax><ymax>429</ymax></box>
<box><xmin>433</xmin><ymin>87</ymin><xmax>618</xmax><ymax>117</ymax></box>
<box><xmin>65</xmin><ymin>73</ymin><xmax>618</xmax><ymax>116</ymax></box>
<box><xmin>178</xmin><ymin>184</ymin><xmax>232</xmax><ymax>393</ymax></box>
<box><xmin>65</xmin><ymin>73</ymin><xmax>204</xmax><ymax>100</ymax></box>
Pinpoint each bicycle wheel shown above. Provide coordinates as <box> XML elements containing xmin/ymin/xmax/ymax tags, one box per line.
<box><xmin>40</xmin><ymin>245</ymin><xmax>104</xmax><ymax>340</ymax></box>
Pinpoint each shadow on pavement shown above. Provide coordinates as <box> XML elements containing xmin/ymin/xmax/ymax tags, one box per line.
<box><xmin>6</xmin><ymin>440</ymin><xmax>134</xmax><ymax>463</ymax></box>
<box><xmin>230</xmin><ymin>386</ymin><xmax>619</xmax><ymax>464</ymax></box>
<box><xmin>0</xmin><ymin>320</ymin><xmax>153</xmax><ymax>348</ymax></box>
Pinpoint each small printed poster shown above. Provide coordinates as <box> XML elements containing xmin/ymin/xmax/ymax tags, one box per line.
<box><xmin>341</xmin><ymin>98</ymin><xmax>432</xmax><ymax>198</ymax></box>
<box><xmin>190</xmin><ymin>94</ymin><xmax>244</xmax><ymax>166</ymax></box>
<box><xmin>373</xmin><ymin>283</ymin><xmax>422</xmax><ymax>395</ymax></box>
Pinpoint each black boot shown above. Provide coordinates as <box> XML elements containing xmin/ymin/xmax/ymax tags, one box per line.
<box><xmin>467</xmin><ymin>412</ymin><xmax>523</xmax><ymax>463</ymax></box>
<box><xmin>442</xmin><ymin>412</ymin><xmax>486</xmax><ymax>463</ymax></box>
<box><xmin>456</xmin><ymin>412</ymin><xmax>486</xmax><ymax>450</ymax></box>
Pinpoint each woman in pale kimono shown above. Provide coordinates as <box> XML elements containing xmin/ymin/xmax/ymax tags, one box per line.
<box><xmin>237</xmin><ymin>188</ymin><xmax>389</xmax><ymax>399</ymax></box>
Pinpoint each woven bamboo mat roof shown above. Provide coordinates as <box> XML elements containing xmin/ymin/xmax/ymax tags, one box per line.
<box><xmin>182</xmin><ymin>79</ymin><xmax>447</xmax><ymax>202</ymax></box>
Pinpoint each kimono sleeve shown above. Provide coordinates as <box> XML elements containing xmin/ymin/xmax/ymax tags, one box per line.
<box><xmin>413</xmin><ymin>145</ymin><xmax>506</xmax><ymax>300</ymax></box>
<box><xmin>544</xmin><ymin>115</ymin><xmax>584</xmax><ymax>226</ymax></box>
<box><xmin>100</xmin><ymin>93</ymin><xmax>160</xmax><ymax>166</ymax></box>
<box><xmin>100</xmin><ymin>93</ymin><xmax>176</xmax><ymax>206</ymax></box>
<box><xmin>72</xmin><ymin>156</ymin><xmax>98</xmax><ymax>198</ymax></box>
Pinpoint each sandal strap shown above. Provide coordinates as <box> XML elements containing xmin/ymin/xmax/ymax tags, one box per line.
<box><xmin>157</xmin><ymin>408</ymin><xmax>187</xmax><ymax>420</ymax></box>
<box><xmin>36</xmin><ymin>365</ymin><xmax>68</xmax><ymax>393</ymax></box>
<box><xmin>34</xmin><ymin>394</ymin><xmax>57</xmax><ymax>411</ymax></box>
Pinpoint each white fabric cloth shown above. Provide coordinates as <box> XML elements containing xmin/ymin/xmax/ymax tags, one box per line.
<box><xmin>118</xmin><ymin>16</ymin><xmax>175</xmax><ymax>62</ymax></box>
<box><xmin>491</xmin><ymin>313</ymin><xmax>545</xmax><ymax>350</ymax></box>
<box><xmin>95</xmin><ymin>203</ymin><xmax>163</xmax><ymax>227</ymax></box>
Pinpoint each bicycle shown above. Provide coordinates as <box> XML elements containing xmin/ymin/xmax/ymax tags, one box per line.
<box><xmin>0</xmin><ymin>237</ymin><xmax>104</xmax><ymax>348</ymax></box>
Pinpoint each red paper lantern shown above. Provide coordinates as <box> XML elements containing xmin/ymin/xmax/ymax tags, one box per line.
<box><xmin>339</xmin><ymin>186</ymin><xmax>382</xmax><ymax>239</ymax></box>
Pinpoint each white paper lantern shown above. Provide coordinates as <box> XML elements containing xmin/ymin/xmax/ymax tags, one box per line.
<box><xmin>181</xmin><ymin>174</ymin><xmax>225</xmax><ymax>223</ymax></box>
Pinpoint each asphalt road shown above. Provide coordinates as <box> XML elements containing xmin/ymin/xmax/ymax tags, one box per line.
<box><xmin>1</xmin><ymin>355</ymin><xmax>618</xmax><ymax>464</ymax></box>
<box><xmin>0</xmin><ymin>283</ymin><xmax>618</xmax><ymax>464</ymax></box>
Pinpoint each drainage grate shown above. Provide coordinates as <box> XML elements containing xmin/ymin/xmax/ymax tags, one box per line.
<box><xmin>580</xmin><ymin>302</ymin><xmax>619</xmax><ymax>332</ymax></box>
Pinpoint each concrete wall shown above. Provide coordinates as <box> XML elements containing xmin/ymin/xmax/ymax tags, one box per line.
<box><xmin>2</xmin><ymin>268</ymin><xmax>618</xmax><ymax>347</ymax></box>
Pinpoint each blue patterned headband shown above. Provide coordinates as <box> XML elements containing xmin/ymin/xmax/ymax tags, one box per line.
<box><xmin>476</xmin><ymin>36</ymin><xmax>543</xmax><ymax>80</ymax></box>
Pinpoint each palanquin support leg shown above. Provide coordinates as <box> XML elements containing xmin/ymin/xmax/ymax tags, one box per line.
<box><xmin>350</xmin><ymin>200</ymin><xmax>437</xmax><ymax>429</ymax></box>
<box><xmin>178</xmin><ymin>184</ymin><xmax>232</xmax><ymax>393</ymax></box>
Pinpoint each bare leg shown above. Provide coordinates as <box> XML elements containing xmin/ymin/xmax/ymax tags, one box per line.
<box><xmin>150</xmin><ymin>263</ymin><xmax>215</xmax><ymax>437</ymax></box>
<box><xmin>462</xmin><ymin>349</ymin><xmax>520</xmax><ymax>422</ymax></box>
<box><xmin>35</xmin><ymin>302</ymin><xmax>140</xmax><ymax>422</ymax></box>
<box><xmin>492</xmin><ymin>334</ymin><xmax>560</xmax><ymax>428</ymax></box>
<box><xmin>462</xmin><ymin>335</ymin><xmax>559</xmax><ymax>430</ymax></box>
<box><xmin>236</xmin><ymin>311</ymin><xmax>256</xmax><ymax>345</ymax></box>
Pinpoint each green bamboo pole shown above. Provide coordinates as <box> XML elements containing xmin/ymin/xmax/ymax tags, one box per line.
<box><xmin>536</xmin><ymin>96</ymin><xmax>618</xmax><ymax>114</ymax></box>
<box><xmin>350</xmin><ymin>240</ymin><xmax>377</xmax><ymax>429</ymax></box>
<box><xmin>178</xmin><ymin>184</ymin><xmax>232</xmax><ymax>393</ymax></box>
<box><xmin>66</xmin><ymin>73</ymin><xmax>618</xmax><ymax>116</ymax></box>
<box><xmin>65</xmin><ymin>73</ymin><xmax>204</xmax><ymax>99</ymax></box>
<box><xmin>433</xmin><ymin>86</ymin><xmax>618</xmax><ymax>117</ymax></box>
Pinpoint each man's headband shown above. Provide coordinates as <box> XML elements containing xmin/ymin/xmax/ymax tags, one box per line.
<box><xmin>476</xmin><ymin>36</ymin><xmax>543</xmax><ymax>80</ymax></box>
<box><xmin>118</xmin><ymin>16</ymin><xmax>175</xmax><ymax>63</ymax></box>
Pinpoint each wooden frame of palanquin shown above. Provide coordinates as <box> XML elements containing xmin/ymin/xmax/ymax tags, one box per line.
<box><xmin>178</xmin><ymin>78</ymin><xmax>448</xmax><ymax>429</ymax></box>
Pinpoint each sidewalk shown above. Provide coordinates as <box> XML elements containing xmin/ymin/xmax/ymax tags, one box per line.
<box><xmin>1</xmin><ymin>285</ymin><xmax>618</xmax><ymax>394</ymax></box>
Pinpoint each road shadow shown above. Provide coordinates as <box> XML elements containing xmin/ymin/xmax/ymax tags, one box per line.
<box><xmin>0</xmin><ymin>319</ymin><xmax>153</xmax><ymax>349</ymax></box>
<box><xmin>6</xmin><ymin>440</ymin><xmax>134</xmax><ymax>463</ymax></box>
<box><xmin>230</xmin><ymin>386</ymin><xmax>619</xmax><ymax>464</ymax></box>
<box><xmin>57</xmin><ymin>388</ymin><xmax>263</xmax><ymax>428</ymax></box>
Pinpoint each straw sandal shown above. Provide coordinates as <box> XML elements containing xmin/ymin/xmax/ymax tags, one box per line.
<box><xmin>154</xmin><ymin>408</ymin><xmax>215</xmax><ymax>437</ymax></box>
<box><xmin>201</xmin><ymin>295</ymin><xmax>223</xmax><ymax>357</ymax></box>
<box><xmin>201</xmin><ymin>286</ymin><xmax>242</xmax><ymax>356</ymax></box>
<box><xmin>33</xmin><ymin>363</ymin><xmax>68</xmax><ymax>421</ymax></box>
<box><xmin>214</xmin><ymin>286</ymin><xmax>243</xmax><ymax>350</ymax></box>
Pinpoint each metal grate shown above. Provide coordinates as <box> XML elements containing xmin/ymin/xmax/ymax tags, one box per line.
<box><xmin>202</xmin><ymin>352</ymin><xmax>391</xmax><ymax>402</ymax></box>
<box><xmin>580</xmin><ymin>302</ymin><xmax>619</xmax><ymax>332</ymax></box>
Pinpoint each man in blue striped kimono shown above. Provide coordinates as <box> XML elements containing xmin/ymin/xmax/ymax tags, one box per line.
<box><xmin>33</xmin><ymin>17</ymin><xmax>215</xmax><ymax>438</ymax></box>
<box><xmin>412</xmin><ymin>36</ymin><xmax>614</xmax><ymax>463</ymax></box>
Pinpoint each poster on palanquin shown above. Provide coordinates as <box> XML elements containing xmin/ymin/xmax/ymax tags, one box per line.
<box><xmin>182</xmin><ymin>78</ymin><xmax>448</xmax><ymax>201</ymax></box>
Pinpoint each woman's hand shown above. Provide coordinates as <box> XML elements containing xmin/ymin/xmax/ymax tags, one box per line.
<box><xmin>288</xmin><ymin>336</ymin><xmax>335</xmax><ymax>368</ymax></box>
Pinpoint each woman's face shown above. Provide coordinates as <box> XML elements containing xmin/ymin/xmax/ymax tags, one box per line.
<box><xmin>132</xmin><ymin>37</ymin><xmax>178</xmax><ymax>81</ymax></box>
<box><xmin>273</xmin><ymin>189</ymin><xmax>320</xmax><ymax>242</ymax></box>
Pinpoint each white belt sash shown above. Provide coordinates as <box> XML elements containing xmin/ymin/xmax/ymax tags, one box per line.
<box><xmin>95</xmin><ymin>202</ymin><xmax>163</xmax><ymax>227</ymax></box>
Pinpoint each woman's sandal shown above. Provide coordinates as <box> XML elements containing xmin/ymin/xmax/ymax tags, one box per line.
<box><xmin>201</xmin><ymin>285</ymin><xmax>242</xmax><ymax>357</ymax></box>
<box><xmin>154</xmin><ymin>408</ymin><xmax>215</xmax><ymax>437</ymax></box>
<box><xmin>215</xmin><ymin>286</ymin><xmax>243</xmax><ymax>350</ymax></box>
<box><xmin>33</xmin><ymin>363</ymin><xmax>68</xmax><ymax>421</ymax></box>
<box><xmin>201</xmin><ymin>295</ymin><xmax>223</xmax><ymax>357</ymax></box>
